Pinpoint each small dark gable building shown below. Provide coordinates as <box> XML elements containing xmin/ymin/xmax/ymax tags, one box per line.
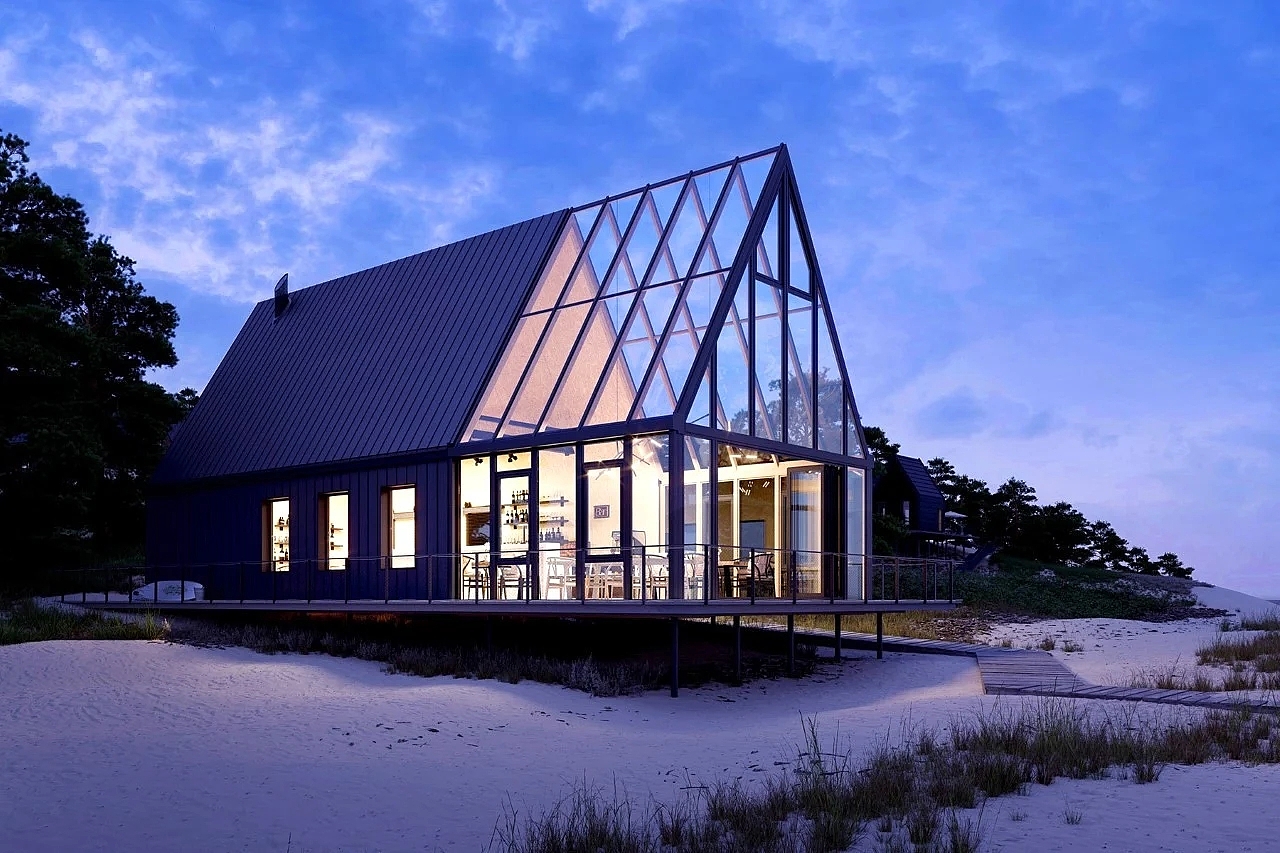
<box><xmin>874</xmin><ymin>455</ymin><xmax>946</xmax><ymax>535</ymax></box>
<box><xmin>148</xmin><ymin>145</ymin><xmax>873</xmax><ymax>602</ymax></box>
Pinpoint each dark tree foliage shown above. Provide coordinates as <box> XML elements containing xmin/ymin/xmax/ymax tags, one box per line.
<box><xmin>855</xmin><ymin>427</ymin><xmax>1196</xmax><ymax>577</ymax></box>
<box><xmin>0</xmin><ymin>132</ymin><xmax>195</xmax><ymax>574</ymax></box>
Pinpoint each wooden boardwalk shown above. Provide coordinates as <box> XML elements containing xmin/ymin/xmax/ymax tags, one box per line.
<box><xmin>809</xmin><ymin>630</ymin><xmax>1280</xmax><ymax>713</ymax></box>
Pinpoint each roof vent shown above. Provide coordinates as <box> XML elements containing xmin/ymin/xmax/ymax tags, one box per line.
<box><xmin>273</xmin><ymin>273</ymin><xmax>289</xmax><ymax>318</ymax></box>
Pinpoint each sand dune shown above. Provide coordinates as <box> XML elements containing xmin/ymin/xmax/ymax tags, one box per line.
<box><xmin>3</xmin><ymin>589</ymin><xmax>1279</xmax><ymax>851</ymax></box>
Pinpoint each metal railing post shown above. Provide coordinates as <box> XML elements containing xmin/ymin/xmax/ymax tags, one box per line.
<box><xmin>239</xmin><ymin>562</ymin><xmax>245</xmax><ymax>604</ymax></box>
<box><xmin>922</xmin><ymin>560</ymin><xmax>928</xmax><ymax>605</ymax></box>
<box><xmin>749</xmin><ymin>548</ymin><xmax>756</xmax><ymax>604</ymax></box>
<box><xmin>427</xmin><ymin>555</ymin><xmax>434</xmax><ymax>603</ymax></box>
<box><xmin>829</xmin><ymin>552</ymin><xmax>836</xmax><ymax>604</ymax></box>
<box><xmin>791</xmin><ymin>549</ymin><xmax>798</xmax><ymax>603</ymax></box>
<box><xmin>704</xmin><ymin>543</ymin><xmax>711</xmax><ymax>604</ymax></box>
<box><xmin>894</xmin><ymin>557</ymin><xmax>900</xmax><ymax>603</ymax></box>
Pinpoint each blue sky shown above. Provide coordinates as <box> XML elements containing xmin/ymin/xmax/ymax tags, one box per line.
<box><xmin>2</xmin><ymin>1</ymin><xmax>1277</xmax><ymax>595</ymax></box>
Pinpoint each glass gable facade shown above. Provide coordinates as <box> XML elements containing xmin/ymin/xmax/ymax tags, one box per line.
<box><xmin>457</xmin><ymin>147</ymin><xmax>871</xmax><ymax>600</ymax></box>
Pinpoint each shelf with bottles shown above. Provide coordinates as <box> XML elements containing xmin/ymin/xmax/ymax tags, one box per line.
<box><xmin>504</xmin><ymin>489</ymin><xmax>569</xmax><ymax>508</ymax></box>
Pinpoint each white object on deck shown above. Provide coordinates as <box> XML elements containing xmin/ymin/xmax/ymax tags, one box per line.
<box><xmin>131</xmin><ymin>581</ymin><xmax>204</xmax><ymax>602</ymax></box>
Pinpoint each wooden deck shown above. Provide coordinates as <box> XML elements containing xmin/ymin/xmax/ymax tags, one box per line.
<box><xmin>77</xmin><ymin>597</ymin><xmax>954</xmax><ymax>619</ymax></box>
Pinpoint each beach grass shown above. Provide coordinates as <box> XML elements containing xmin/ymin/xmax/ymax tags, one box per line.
<box><xmin>0</xmin><ymin>599</ymin><xmax>167</xmax><ymax>645</ymax></box>
<box><xmin>490</xmin><ymin>699</ymin><xmax>1280</xmax><ymax>852</ymax></box>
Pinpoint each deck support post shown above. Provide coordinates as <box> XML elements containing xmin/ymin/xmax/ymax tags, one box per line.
<box><xmin>834</xmin><ymin>614</ymin><xmax>842</xmax><ymax>661</ymax></box>
<box><xmin>733</xmin><ymin>615</ymin><xmax>741</xmax><ymax>684</ymax></box>
<box><xmin>787</xmin><ymin>615</ymin><xmax>795</xmax><ymax>676</ymax></box>
<box><xmin>876</xmin><ymin>612</ymin><xmax>883</xmax><ymax>659</ymax></box>
<box><xmin>670</xmin><ymin>618</ymin><xmax>680</xmax><ymax>698</ymax></box>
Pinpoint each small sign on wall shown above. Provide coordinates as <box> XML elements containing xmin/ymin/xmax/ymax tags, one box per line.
<box><xmin>593</xmin><ymin>504</ymin><xmax>611</xmax><ymax>519</ymax></box>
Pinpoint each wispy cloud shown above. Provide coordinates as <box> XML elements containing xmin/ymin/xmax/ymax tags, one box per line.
<box><xmin>0</xmin><ymin>27</ymin><xmax>497</xmax><ymax>302</ymax></box>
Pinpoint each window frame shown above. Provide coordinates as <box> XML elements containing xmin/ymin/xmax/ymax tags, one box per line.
<box><xmin>383</xmin><ymin>485</ymin><xmax>417</xmax><ymax>570</ymax></box>
<box><xmin>263</xmin><ymin>497</ymin><xmax>290</xmax><ymax>572</ymax></box>
<box><xmin>320</xmin><ymin>491</ymin><xmax>350</xmax><ymax>571</ymax></box>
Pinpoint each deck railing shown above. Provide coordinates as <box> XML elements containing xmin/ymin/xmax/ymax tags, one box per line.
<box><xmin>54</xmin><ymin>548</ymin><xmax>956</xmax><ymax>607</ymax></box>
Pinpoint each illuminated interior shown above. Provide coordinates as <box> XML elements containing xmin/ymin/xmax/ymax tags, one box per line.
<box><xmin>266</xmin><ymin>498</ymin><xmax>289</xmax><ymax>572</ymax></box>
<box><xmin>388</xmin><ymin>486</ymin><xmax>415</xmax><ymax>569</ymax></box>
<box><xmin>323</xmin><ymin>492</ymin><xmax>348</xmax><ymax>570</ymax></box>
<box><xmin>454</xmin><ymin>148</ymin><xmax>870</xmax><ymax>600</ymax></box>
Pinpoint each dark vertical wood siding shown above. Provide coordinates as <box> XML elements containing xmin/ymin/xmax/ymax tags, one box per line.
<box><xmin>147</xmin><ymin>459</ymin><xmax>455</xmax><ymax>600</ymax></box>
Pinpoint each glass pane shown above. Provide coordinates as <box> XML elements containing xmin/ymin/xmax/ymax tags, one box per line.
<box><xmin>694</xmin><ymin>166</ymin><xmax>731</xmax><ymax>229</ymax></box>
<box><xmin>584</xmin><ymin>341</ymin><xmax>639</xmax><ymax>427</ymax></box>
<box><xmin>268</xmin><ymin>498</ymin><xmax>289</xmax><ymax>572</ymax></box>
<box><xmin>740</xmin><ymin>152</ymin><xmax>774</xmax><ymax>211</ymax></box>
<box><xmin>789</xmin><ymin>205</ymin><xmax>810</xmax><ymax>293</ymax></box>
<box><xmin>585</xmin><ymin>466</ymin><xmax>621</xmax><ymax>555</ymax></box>
<box><xmin>789</xmin><ymin>467</ymin><xmax>823</xmax><ymax>596</ymax></box>
<box><xmin>527</xmin><ymin>215</ymin><xmax>587</xmax><ymax>314</ymax></box>
<box><xmin>463</xmin><ymin>311</ymin><xmax>550</xmax><ymax>441</ymax></box>
<box><xmin>497</xmin><ymin>476</ymin><xmax>530</xmax><ymax>554</ymax></box>
<box><xmin>683</xmin><ymin>272</ymin><xmax>724</xmax><ymax>341</ymax></box>
<box><xmin>582</xmin><ymin>206</ymin><xmax>620</xmax><ymax>294</ymax></box>
<box><xmin>683</xmin><ymin>437</ymin><xmax>713</xmax><ymax>548</ymax></box>
<box><xmin>757</xmin><ymin>198</ymin><xmax>779</xmax><ymax>280</ymax></box>
<box><xmin>610</xmin><ymin>194</ymin><xmax>640</xmax><ymax>240</ymax></box>
<box><xmin>700</xmin><ymin>166</ymin><xmax>750</xmax><ymax>274</ymax></box>
<box><xmin>496</xmin><ymin>451</ymin><xmax>531</xmax><ymax>471</ymax></box>
<box><xmin>816</xmin><ymin>304</ymin><xmax>843</xmax><ymax>453</ymax></box>
<box><xmin>649</xmin><ymin>180</ymin><xmax>682</xmax><ymax>231</ymax></box>
<box><xmin>500</xmin><ymin>299</ymin><xmax>591</xmax><ymax>436</ymax></box>
<box><xmin>716</xmin><ymin>283</ymin><xmax>750</xmax><ymax>433</ymax></box>
<box><xmin>542</xmin><ymin>294</ymin><xmax>634</xmax><ymax>431</ymax></box>
<box><xmin>638</xmin><ymin>325</ymin><xmax>693</xmax><ymax>418</ymax></box>
<box><xmin>786</xmin><ymin>293</ymin><xmax>814</xmax><ymax>447</ymax></box>
<box><xmin>584</xmin><ymin>439</ymin><xmax>624</xmax><ymax>463</ymax></box>
<box><xmin>324</xmin><ymin>493</ymin><xmax>348</xmax><ymax>570</ymax></box>
<box><xmin>621</xmin><ymin>336</ymin><xmax>655</xmax><ymax>392</ymax></box>
<box><xmin>631</xmin><ymin>434</ymin><xmax>669</xmax><ymax>554</ymax></box>
<box><xmin>460</xmin><ymin>455</ymin><xmax>492</xmax><ymax>560</ymax></box>
<box><xmin>687</xmin><ymin>366</ymin><xmax>712</xmax><ymax>428</ymax></box>
<box><xmin>753</xmin><ymin>279</ymin><xmax>783</xmax><ymax>441</ymax></box>
<box><xmin>845</xmin><ymin>398</ymin><xmax>863</xmax><ymax>457</ymax></box>
<box><xmin>602</xmin><ymin>241</ymin><xmax>642</xmax><ymax>296</ymax></box>
<box><xmin>662</xmin><ymin>185</ymin><xmax>705</xmax><ymax>283</ymax></box>
<box><xmin>538</xmin><ymin>446</ymin><xmax>576</xmax><ymax>599</ymax></box>
<box><xmin>389</xmin><ymin>486</ymin><xmax>415</xmax><ymax>568</ymax></box>
<box><xmin>847</xmin><ymin>467</ymin><xmax>866</xmax><ymax>599</ymax></box>
<box><xmin>625</xmin><ymin>197</ymin><xmax>663</xmax><ymax>290</ymax></box>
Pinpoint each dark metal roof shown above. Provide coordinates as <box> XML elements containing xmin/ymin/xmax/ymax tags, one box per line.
<box><xmin>153</xmin><ymin>210</ymin><xmax>568</xmax><ymax>484</ymax></box>
<box><xmin>896</xmin><ymin>456</ymin><xmax>943</xmax><ymax>504</ymax></box>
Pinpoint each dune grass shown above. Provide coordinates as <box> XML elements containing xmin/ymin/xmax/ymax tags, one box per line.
<box><xmin>0</xmin><ymin>600</ymin><xmax>167</xmax><ymax>645</ymax></box>
<box><xmin>491</xmin><ymin>699</ymin><xmax>1280</xmax><ymax>853</ymax></box>
<box><xmin>1222</xmin><ymin>612</ymin><xmax>1280</xmax><ymax>632</ymax></box>
<box><xmin>1197</xmin><ymin>631</ymin><xmax>1280</xmax><ymax>668</ymax></box>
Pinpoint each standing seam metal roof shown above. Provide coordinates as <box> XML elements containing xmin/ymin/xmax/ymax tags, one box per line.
<box><xmin>152</xmin><ymin>210</ymin><xmax>568</xmax><ymax>484</ymax></box>
<box><xmin>896</xmin><ymin>456</ymin><xmax>945</xmax><ymax>504</ymax></box>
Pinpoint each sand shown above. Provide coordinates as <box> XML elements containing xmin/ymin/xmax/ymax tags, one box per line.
<box><xmin>3</xmin><ymin>586</ymin><xmax>1280</xmax><ymax>851</ymax></box>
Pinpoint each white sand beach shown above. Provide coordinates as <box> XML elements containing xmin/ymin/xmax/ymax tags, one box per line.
<box><xmin>2</xmin><ymin>585</ymin><xmax>1279</xmax><ymax>852</ymax></box>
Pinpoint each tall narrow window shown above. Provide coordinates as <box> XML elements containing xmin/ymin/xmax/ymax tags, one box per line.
<box><xmin>387</xmin><ymin>486</ymin><xmax>416</xmax><ymax>569</ymax></box>
<box><xmin>322</xmin><ymin>493</ymin><xmax>349</xmax><ymax>570</ymax></box>
<box><xmin>265</xmin><ymin>498</ymin><xmax>290</xmax><ymax>572</ymax></box>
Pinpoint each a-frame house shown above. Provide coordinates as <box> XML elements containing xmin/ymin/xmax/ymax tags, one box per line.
<box><xmin>148</xmin><ymin>144</ymin><xmax>872</xmax><ymax>603</ymax></box>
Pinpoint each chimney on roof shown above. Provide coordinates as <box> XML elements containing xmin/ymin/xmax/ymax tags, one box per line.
<box><xmin>274</xmin><ymin>273</ymin><xmax>289</xmax><ymax>318</ymax></box>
